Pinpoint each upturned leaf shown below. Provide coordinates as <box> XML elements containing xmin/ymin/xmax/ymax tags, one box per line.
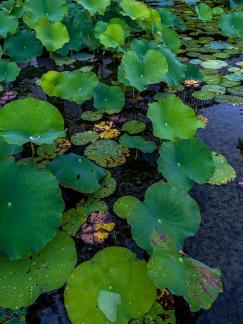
<box><xmin>75</xmin><ymin>0</ymin><xmax>111</xmax><ymax>15</ymax></box>
<box><xmin>0</xmin><ymin>11</ymin><xmax>18</xmax><ymax>37</ymax></box>
<box><xmin>120</xmin><ymin>0</ymin><xmax>150</xmax><ymax>20</ymax></box>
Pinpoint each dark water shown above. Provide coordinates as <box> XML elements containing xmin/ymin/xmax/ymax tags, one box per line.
<box><xmin>185</xmin><ymin>104</ymin><xmax>243</xmax><ymax>324</ymax></box>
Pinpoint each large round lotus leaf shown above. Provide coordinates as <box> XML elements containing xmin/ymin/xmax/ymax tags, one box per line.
<box><xmin>157</xmin><ymin>139</ymin><xmax>215</xmax><ymax>191</ymax></box>
<box><xmin>93</xmin><ymin>83</ymin><xmax>125</xmax><ymax>114</ymax></box>
<box><xmin>119</xmin><ymin>134</ymin><xmax>157</xmax><ymax>153</ymax></box>
<box><xmin>148</xmin><ymin>96</ymin><xmax>204</xmax><ymax>142</ymax></box>
<box><xmin>96</xmin><ymin>22</ymin><xmax>125</xmax><ymax>49</ymax></box>
<box><xmin>209</xmin><ymin>152</ymin><xmax>236</xmax><ymax>185</ymax></box>
<box><xmin>201</xmin><ymin>60</ymin><xmax>228</xmax><ymax>69</ymax></box>
<box><xmin>23</xmin><ymin>0</ymin><xmax>68</xmax><ymax>27</ymax></box>
<box><xmin>121</xmin><ymin>120</ymin><xmax>146</xmax><ymax>134</ymax></box>
<box><xmin>113</xmin><ymin>195</ymin><xmax>140</xmax><ymax>219</ymax></box>
<box><xmin>34</xmin><ymin>18</ymin><xmax>69</xmax><ymax>52</ymax></box>
<box><xmin>0</xmin><ymin>98</ymin><xmax>65</xmax><ymax>145</ymax></box>
<box><xmin>127</xmin><ymin>182</ymin><xmax>200</xmax><ymax>254</ymax></box>
<box><xmin>0</xmin><ymin>160</ymin><xmax>64</xmax><ymax>260</ymax></box>
<box><xmin>219</xmin><ymin>12</ymin><xmax>243</xmax><ymax>38</ymax></box>
<box><xmin>71</xmin><ymin>131</ymin><xmax>99</xmax><ymax>146</ymax></box>
<box><xmin>0</xmin><ymin>11</ymin><xmax>18</xmax><ymax>37</ymax></box>
<box><xmin>195</xmin><ymin>3</ymin><xmax>213</xmax><ymax>22</ymax></box>
<box><xmin>121</xmin><ymin>49</ymin><xmax>168</xmax><ymax>91</ymax></box>
<box><xmin>55</xmin><ymin>70</ymin><xmax>99</xmax><ymax>104</ymax></box>
<box><xmin>0</xmin><ymin>137</ymin><xmax>22</xmax><ymax>158</ymax></box>
<box><xmin>0</xmin><ymin>231</ymin><xmax>76</xmax><ymax>310</ymax></box>
<box><xmin>84</xmin><ymin>140</ymin><xmax>129</xmax><ymax>168</ymax></box>
<box><xmin>4</xmin><ymin>31</ymin><xmax>43</xmax><ymax>63</ymax></box>
<box><xmin>47</xmin><ymin>153</ymin><xmax>107</xmax><ymax>194</ymax></box>
<box><xmin>120</xmin><ymin>0</ymin><xmax>150</xmax><ymax>20</ymax></box>
<box><xmin>148</xmin><ymin>230</ymin><xmax>223</xmax><ymax>312</ymax></box>
<box><xmin>64</xmin><ymin>247</ymin><xmax>156</xmax><ymax>323</ymax></box>
<box><xmin>0</xmin><ymin>61</ymin><xmax>20</xmax><ymax>84</ymax></box>
<box><xmin>75</xmin><ymin>0</ymin><xmax>110</xmax><ymax>15</ymax></box>
<box><xmin>40</xmin><ymin>70</ymin><xmax>63</xmax><ymax>97</ymax></box>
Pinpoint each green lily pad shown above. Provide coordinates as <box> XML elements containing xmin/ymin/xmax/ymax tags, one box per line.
<box><xmin>75</xmin><ymin>0</ymin><xmax>111</xmax><ymax>15</ymax></box>
<box><xmin>64</xmin><ymin>247</ymin><xmax>156</xmax><ymax>323</ymax></box>
<box><xmin>120</xmin><ymin>0</ymin><xmax>150</xmax><ymax>20</ymax></box>
<box><xmin>0</xmin><ymin>11</ymin><xmax>18</xmax><ymax>37</ymax></box>
<box><xmin>203</xmin><ymin>74</ymin><xmax>222</xmax><ymax>85</ymax></box>
<box><xmin>201</xmin><ymin>85</ymin><xmax>226</xmax><ymax>95</ymax></box>
<box><xmin>34</xmin><ymin>18</ymin><xmax>69</xmax><ymax>52</ymax></box>
<box><xmin>91</xmin><ymin>172</ymin><xmax>117</xmax><ymax>199</ymax></box>
<box><xmin>121</xmin><ymin>120</ymin><xmax>146</xmax><ymax>134</ymax></box>
<box><xmin>97</xmin><ymin>290</ymin><xmax>122</xmax><ymax>322</ymax></box>
<box><xmin>148</xmin><ymin>230</ymin><xmax>223</xmax><ymax>312</ymax></box>
<box><xmin>81</xmin><ymin>111</ymin><xmax>103</xmax><ymax>121</ymax></box>
<box><xmin>209</xmin><ymin>152</ymin><xmax>236</xmax><ymax>185</ymax></box>
<box><xmin>121</xmin><ymin>49</ymin><xmax>168</xmax><ymax>91</ymax></box>
<box><xmin>157</xmin><ymin>139</ymin><xmax>215</xmax><ymax>191</ymax></box>
<box><xmin>127</xmin><ymin>182</ymin><xmax>200</xmax><ymax>254</ymax></box>
<box><xmin>0</xmin><ymin>137</ymin><xmax>22</xmax><ymax>159</ymax></box>
<box><xmin>192</xmin><ymin>90</ymin><xmax>216</xmax><ymax>100</ymax></box>
<box><xmin>0</xmin><ymin>61</ymin><xmax>20</xmax><ymax>84</ymax></box>
<box><xmin>0</xmin><ymin>160</ymin><xmax>64</xmax><ymax>260</ymax></box>
<box><xmin>93</xmin><ymin>83</ymin><xmax>125</xmax><ymax>114</ymax></box>
<box><xmin>0</xmin><ymin>231</ymin><xmax>76</xmax><ymax>309</ymax></box>
<box><xmin>224</xmin><ymin>73</ymin><xmax>242</xmax><ymax>82</ymax></box>
<box><xmin>0</xmin><ymin>98</ymin><xmax>65</xmax><ymax>145</ymax></box>
<box><xmin>4</xmin><ymin>31</ymin><xmax>43</xmax><ymax>63</ymax></box>
<box><xmin>71</xmin><ymin>131</ymin><xmax>99</xmax><ymax>146</ymax></box>
<box><xmin>228</xmin><ymin>85</ymin><xmax>243</xmax><ymax>96</ymax></box>
<box><xmin>201</xmin><ymin>60</ymin><xmax>228</xmax><ymax>69</ymax></box>
<box><xmin>119</xmin><ymin>134</ymin><xmax>157</xmax><ymax>153</ymax></box>
<box><xmin>40</xmin><ymin>70</ymin><xmax>62</xmax><ymax>97</ymax></box>
<box><xmin>113</xmin><ymin>195</ymin><xmax>140</xmax><ymax>219</ymax></box>
<box><xmin>215</xmin><ymin>94</ymin><xmax>243</xmax><ymax>105</ymax></box>
<box><xmin>219</xmin><ymin>12</ymin><xmax>243</xmax><ymax>38</ymax></box>
<box><xmin>148</xmin><ymin>96</ymin><xmax>204</xmax><ymax>142</ymax></box>
<box><xmin>47</xmin><ymin>153</ymin><xmax>107</xmax><ymax>194</ymax></box>
<box><xmin>220</xmin><ymin>79</ymin><xmax>240</xmax><ymax>88</ymax></box>
<box><xmin>84</xmin><ymin>140</ymin><xmax>129</xmax><ymax>168</ymax></box>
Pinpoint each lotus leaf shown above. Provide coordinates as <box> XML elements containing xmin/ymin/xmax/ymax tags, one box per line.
<box><xmin>228</xmin><ymin>86</ymin><xmax>243</xmax><ymax>96</ymax></box>
<box><xmin>215</xmin><ymin>94</ymin><xmax>243</xmax><ymax>105</ymax></box>
<box><xmin>0</xmin><ymin>160</ymin><xmax>64</xmax><ymax>259</ymax></box>
<box><xmin>219</xmin><ymin>12</ymin><xmax>243</xmax><ymax>38</ymax></box>
<box><xmin>0</xmin><ymin>98</ymin><xmax>65</xmax><ymax>145</ymax></box>
<box><xmin>84</xmin><ymin>140</ymin><xmax>129</xmax><ymax>168</ymax></box>
<box><xmin>121</xmin><ymin>120</ymin><xmax>146</xmax><ymax>134</ymax></box>
<box><xmin>95</xmin><ymin>22</ymin><xmax>125</xmax><ymax>49</ymax></box>
<box><xmin>121</xmin><ymin>49</ymin><xmax>168</xmax><ymax>91</ymax></box>
<box><xmin>81</xmin><ymin>111</ymin><xmax>103</xmax><ymax>121</ymax></box>
<box><xmin>157</xmin><ymin>139</ymin><xmax>215</xmax><ymax>191</ymax></box>
<box><xmin>113</xmin><ymin>195</ymin><xmax>140</xmax><ymax>219</ymax></box>
<box><xmin>192</xmin><ymin>90</ymin><xmax>216</xmax><ymax>100</ymax></box>
<box><xmin>120</xmin><ymin>0</ymin><xmax>150</xmax><ymax>20</ymax></box>
<box><xmin>195</xmin><ymin>3</ymin><xmax>213</xmax><ymax>22</ymax></box>
<box><xmin>40</xmin><ymin>70</ymin><xmax>63</xmax><ymax>97</ymax></box>
<box><xmin>201</xmin><ymin>60</ymin><xmax>228</xmax><ymax>69</ymax></box>
<box><xmin>161</xmin><ymin>27</ymin><xmax>181</xmax><ymax>52</ymax></box>
<box><xmin>91</xmin><ymin>172</ymin><xmax>117</xmax><ymax>199</ymax></box>
<box><xmin>0</xmin><ymin>61</ymin><xmax>20</xmax><ymax>84</ymax></box>
<box><xmin>148</xmin><ymin>96</ymin><xmax>204</xmax><ymax>142</ymax></box>
<box><xmin>0</xmin><ymin>11</ymin><xmax>18</xmax><ymax>37</ymax></box>
<box><xmin>71</xmin><ymin>131</ymin><xmax>99</xmax><ymax>146</ymax></box>
<box><xmin>34</xmin><ymin>18</ymin><xmax>69</xmax><ymax>52</ymax></box>
<box><xmin>127</xmin><ymin>182</ymin><xmax>200</xmax><ymax>254</ymax></box>
<box><xmin>48</xmin><ymin>153</ymin><xmax>107</xmax><ymax>193</ymax></box>
<box><xmin>4</xmin><ymin>31</ymin><xmax>43</xmax><ymax>63</ymax></box>
<box><xmin>64</xmin><ymin>247</ymin><xmax>157</xmax><ymax>323</ymax></box>
<box><xmin>148</xmin><ymin>230</ymin><xmax>223</xmax><ymax>312</ymax></box>
<box><xmin>93</xmin><ymin>83</ymin><xmax>125</xmax><ymax>114</ymax></box>
<box><xmin>209</xmin><ymin>152</ymin><xmax>236</xmax><ymax>185</ymax></box>
<box><xmin>119</xmin><ymin>134</ymin><xmax>157</xmax><ymax>153</ymax></box>
<box><xmin>97</xmin><ymin>290</ymin><xmax>122</xmax><ymax>322</ymax></box>
<box><xmin>201</xmin><ymin>85</ymin><xmax>226</xmax><ymax>95</ymax></box>
<box><xmin>110</xmin><ymin>18</ymin><xmax>130</xmax><ymax>38</ymax></box>
<box><xmin>0</xmin><ymin>231</ymin><xmax>76</xmax><ymax>309</ymax></box>
<box><xmin>75</xmin><ymin>0</ymin><xmax>111</xmax><ymax>15</ymax></box>
<box><xmin>23</xmin><ymin>0</ymin><xmax>68</xmax><ymax>27</ymax></box>
<box><xmin>0</xmin><ymin>137</ymin><xmax>22</xmax><ymax>158</ymax></box>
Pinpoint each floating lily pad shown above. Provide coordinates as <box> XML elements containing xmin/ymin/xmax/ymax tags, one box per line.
<box><xmin>201</xmin><ymin>85</ymin><xmax>226</xmax><ymax>95</ymax></box>
<box><xmin>148</xmin><ymin>230</ymin><xmax>223</xmax><ymax>312</ymax></box>
<box><xmin>228</xmin><ymin>85</ymin><xmax>243</xmax><ymax>96</ymax></box>
<box><xmin>0</xmin><ymin>231</ymin><xmax>76</xmax><ymax>309</ymax></box>
<box><xmin>158</xmin><ymin>139</ymin><xmax>215</xmax><ymax>191</ymax></box>
<box><xmin>71</xmin><ymin>131</ymin><xmax>99</xmax><ymax>146</ymax></box>
<box><xmin>64</xmin><ymin>247</ymin><xmax>156</xmax><ymax>323</ymax></box>
<box><xmin>84</xmin><ymin>140</ymin><xmax>129</xmax><ymax>168</ymax></box>
<box><xmin>148</xmin><ymin>96</ymin><xmax>204</xmax><ymax>142</ymax></box>
<box><xmin>0</xmin><ymin>160</ymin><xmax>64</xmax><ymax>260</ymax></box>
<box><xmin>215</xmin><ymin>95</ymin><xmax>243</xmax><ymax>105</ymax></box>
<box><xmin>121</xmin><ymin>120</ymin><xmax>146</xmax><ymax>134</ymax></box>
<box><xmin>81</xmin><ymin>111</ymin><xmax>103</xmax><ymax>121</ymax></box>
<box><xmin>201</xmin><ymin>60</ymin><xmax>228</xmax><ymax>69</ymax></box>
<box><xmin>113</xmin><ymin>195</ymin><xmax>140</xmax><ymax>219</ymax></box>
<box><xmin>203</xmin><ymin>74</ymin><xmax>222</xmax><ymax>85</ymax></box>
<box><xmin>192</xmin><ymin>90</ymin><xmax>216</xmax><ymax>100</ymax></box>
<box><xmin>48</xmin><ymin>153</ymin><xmax>107</xmax><ymax>194</ymax></box>
<box><xmin>128</xmin><ymin>182</ymin><xmax>200</xmax><ymax>254</ymax></box>
<box><xmin>209</xmin><ymin>152</ymin><xmax>236</xmax><ymax>185</ymax></box>
<box><xmin>119</xmin><ymin>134</ymin><xmax>157</xmax><ymax>153</ymax></box>
<box><xmin>91</xmin><ymin>172</ymin><xmax>117</xmax><ymax>198</ymax></box>
<box><xmin>0</xmin><ymin>61</ymin><xmax>20</xmax><ymax>84</ymax></box>
<box><xmin>0</xmin><ymin>98</ymin><xmax>65</xmax><ymax>145</ymax></box>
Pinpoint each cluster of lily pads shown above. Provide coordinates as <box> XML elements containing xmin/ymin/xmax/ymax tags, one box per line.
<box><xmin>0</xmin><ymin>0</ymin><xmax>241</xmax><ymax>322</ymax></box>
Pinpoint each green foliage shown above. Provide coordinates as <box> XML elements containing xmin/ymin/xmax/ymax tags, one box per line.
<box><xmin>75</xmin><ymin>0</ymin><xmax>111</xmax><ymax>15</ymax></box>
<box><xmin>48</xmin><ymin>153</ymin><xmax>107</xmax><ymax>193</ymax></box>
<box><xmin>127</xmin><ymin>182</ymin><xmax>200</xmax><ymax>254</ymax></box>
<box><xmin>121</xmin><ymin>120</ymin><xmax>146</xmax><ymax>134</ymax></box>
<box><xmin>64</xmin><ymin>247</ymin><xmax>157</xmax><ymax>323</ymax></box>
<box><xmin>71</xmin><ymin>131</ymin><xmax>99</xmax><ymax>146</ymax></box>
<box><xmin>219</xmin><ymin>12</ymin><xmax>243</xmax><ymax>38</ymax></box>
<box><xmin>158</xmin><ymin>139</ymin><xmax>215</xmax><ymax>191</ymax></box>
<box><xmin>0</xmin><ymin>60</ymin><xmax>20</xmax><ymax>83</ymax></box>
<box><xmin>209</xmin><ymin>152</ymin><xmax>236</xmax><ymax>185</ymax></box>
<box><xmin>148</xmin><ymin>96</ymin><xmax>204</xmax><ymax>142</ymax></box>
<box><xmin>113</xmin><ymin>195</ymin><xmax>140</xmax><ymax>219</ymax></box>
<box><xmin>148</xmin><ymin>230</ymin><xmax>223</xmax><ymax>312</ymax></box>
<box><xmin>0</xmin><ymin>231</ymin><xmax>76</xmax><ymax>309</ymax></box>
<box><xmin>0</xmin><ymin>10</ymin><xmax>18</xmax><ymax>37</ymax></box>
<box><xmin>0</xmin><ymin>98</ymin><xmax>65</xmax><ymax>145</ymax></box>
<box><xmin>120</xmin><ymin>0</ymin><xmax>150</xmax><ymax>20</ymax></box>
<box><xmin>0</xmin><ymin>160</ymin><xmax>64</xmax><ymax>260</ymax></box>
<box><xmin>195</xmin><ymin>3</ymin><xmax>213</xmax><ymax>22</ymax></box>
<box><xmin>119</xmin><ymin>134</ymin><xmax>157</xmax><ymax>153</ymax></box>
<box><xmin>95</xmin><ymin>21</ymin><xmax>125</xmax><ymax>49</ymax></box>
<box><xmin>0</xmin><ymin>137</ymin><xmax>22</xmax><ymax>159</ymax></box>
